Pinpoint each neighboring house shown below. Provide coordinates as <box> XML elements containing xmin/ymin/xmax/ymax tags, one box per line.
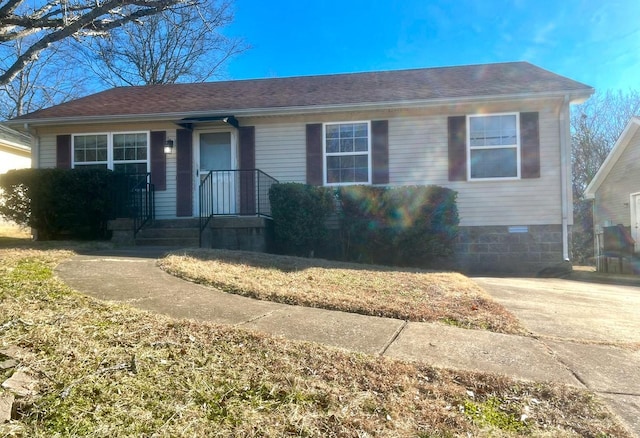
<box><xmin>7</xmin><ymin>62</ymin><xmax>593</xmax><ymax>273</ymax></box>
<box><xmin>0</xmin><ymin>124</ymin><xmax>31</xmax><ymax>174</ymax></box>
<box><xmin>584</xmin><ymin>116</ymin><xmax>640</xmax><ymax>274</ymax></box>
<box><xmin>0</xmin><ymin>124</ymin><xmax>31</xmax><ymax>226</ymax></box>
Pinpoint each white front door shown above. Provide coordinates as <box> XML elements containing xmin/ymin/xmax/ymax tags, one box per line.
<box><xmin>631</xmin><ymin>192</ymin><xmax>640</xmax><ymax>253</ymax></box>
<box><xmin>195</xmin><ymin>131</ymin><xmax>236</xmax><ymax>215</ymax></box>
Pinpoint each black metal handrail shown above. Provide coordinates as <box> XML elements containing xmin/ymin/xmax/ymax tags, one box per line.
<box><xmin>111</xmin><ymin>172</ymin><xmax>155</xmax><ymax>237</ymax></box>
<box><xmin>199</xmin><ymin>169</ymin><xmax>278</xmax><ymax>246</ymax></box>
<box><xmin>130</xmin><ymin>173</ymin><xmax>155</xmax><ymax>237</ymax></box>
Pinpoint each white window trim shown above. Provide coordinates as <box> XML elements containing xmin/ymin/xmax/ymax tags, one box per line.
<box><xmin>322</xmin><ymin>121</ymin><xmax>372</xmax><ymax>186</ymax></box>
<box><xmin>466</xmin><ymin>112</ymin><xmax>521</xmax><ymax>181</ymax></box>
<box><xmin>72</xmin><ymin>131</ymin><xmax>151</xmax><ymax>172</ymax></box>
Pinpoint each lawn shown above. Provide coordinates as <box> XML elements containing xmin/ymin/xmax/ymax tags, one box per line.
<box><xmin>159</xmin><ymin>249</ymin><xmax>525</xmax><ymax>334</ymax></box>
<box><xmin>0</xmin><ymin>247</ymin><xmax>630</xmax><ymax>437</ymax></box>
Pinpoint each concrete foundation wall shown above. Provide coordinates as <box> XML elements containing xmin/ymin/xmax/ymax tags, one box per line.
<box><xmin>454</xmin><ymin>224</ymin><xmax>567</xmax><ymax>274</ymax></box>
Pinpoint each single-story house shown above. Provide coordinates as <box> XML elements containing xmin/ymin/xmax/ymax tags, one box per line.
<box><xmin>584</xmin><ymin>116</ymin><xmax>640</xmax><ymax>274</ymax></box>
<box><xmin>7</xmin><ymin>61</ymin><xmax>593</xmax><ymax>273</ymax></box>
<box><xmin>0</xmin><ymin>124</ymin><xmax>31</xmax><ymax>174</ymax></box>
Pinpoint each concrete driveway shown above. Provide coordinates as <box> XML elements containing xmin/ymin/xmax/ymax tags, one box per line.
<box><xmin>473</xmin><ymin>275</ymin><xmax>640</xmax><ymax>436</ymax></box>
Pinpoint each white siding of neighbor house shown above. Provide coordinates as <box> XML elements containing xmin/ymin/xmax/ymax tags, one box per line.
<box><xmin>33</xmin><ymin>98</ymin><xmax>569</xmax><ymax>225</ymax></box>
<box><xmin>0</xmin><ymin>149</ymin><xmax>30</xmax><ymax>174</ymax></box>
<box><xmin>593</xmin><ymin>128</ymin><xmax>640</xmax><ymax>228</ymax></box>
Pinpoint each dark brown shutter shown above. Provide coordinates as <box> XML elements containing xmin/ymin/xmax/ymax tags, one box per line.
<box><xmin>150</xmin><ymin>131</ymin><xmax>166</xmax><ymax>191</ymax></box>
<box><xmin>448</xmin><ymin>116</ymin><xmax>467</xmax><ymax>181</ymax></box>
<box><xmin>56</xmin><ymin>135</ymin><xmax>71</xmax><ymax>169</ymax></box>
<box><xmin>371</xmin><ymin>120</ymin><xmax>389</xmax><ymax>184</ymax></box>
<box><xmin>238</xmin><ymin>126</ymin><xmax>256</xmax><ymax>214</ymax></box>
<box><xmin>175</xmin><ymin>129</ymin><xmax>193</xmax><ymax>217</ymax></box>
<box><xmin>520</xmin><ymin>112</ymin><xmax>540</xmax><ymax>179</ymax></box>
<box><xmin>306</xmin><ymin>123</ymin><xmax>323</xmax><ymax>185</ymax></box>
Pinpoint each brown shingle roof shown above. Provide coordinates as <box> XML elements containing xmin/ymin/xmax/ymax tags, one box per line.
<box><xmin>15</xmin><ymin>62</ymin><xmax>592</xmax><ymax>121</ymax></box>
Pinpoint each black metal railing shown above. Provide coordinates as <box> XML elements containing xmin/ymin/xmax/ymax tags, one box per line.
<box><xmin>112</xmin><ymin>172</ymin><xmax>155</xmax><ymax>237</ymax></box>
<box><xmin>199</xmin><ymin>169</ymin><xmax>278</xmax><ymax>246</ymax></box>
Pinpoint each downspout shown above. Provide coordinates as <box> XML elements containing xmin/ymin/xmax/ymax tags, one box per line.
<box><xmin>559</xmin><ymin>96</ymin><xmax>571</xmax><ymax>261</ymax></box>
<box><xmin>23</xmin><ymin>123</ymin><xmax>39</xmax><ymax>169</ymax></box>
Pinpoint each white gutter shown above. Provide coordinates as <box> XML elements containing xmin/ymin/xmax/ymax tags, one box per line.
<box><xmin>23</xmin><ymin>123</ymin><xmax>39</xmax><ymax>168</ymax></box>
<box><xmin>6</xmin><ymin>89</ymin><xmax>594</xmax><ymax>128</ymax></box>
<box><xmin>559</xmin><ymin>95</ymin><xmax>571</xmax><ymax>261</ymax></box>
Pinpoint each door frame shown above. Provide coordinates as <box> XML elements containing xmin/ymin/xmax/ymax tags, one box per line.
<box><xmin>193</xmin><ymin>128</ymin><xmax>238</xmax><ymax>216</ymax></box>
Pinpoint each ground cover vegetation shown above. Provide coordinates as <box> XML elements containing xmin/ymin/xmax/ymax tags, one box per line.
<box><xmin>0</xmin><ymin>244</ymin><xmax>630</xmax><ymax>437</ymax></box>
<box><xmin>159</xmin><ymin>249</ymin><xmax>522</xmax><ymax>334</ymax></box>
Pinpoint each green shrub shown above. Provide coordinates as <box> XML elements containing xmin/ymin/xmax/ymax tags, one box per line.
<box><xmin>269</xmin><ymin>183</ymin><xmax>335</xmax><ymax>256</ymax></box>
<box><xmin>337</xmin><ymin>185</ymin><xmax>459</xmax><ymax>267</ymax></box>
<box><xmin>0</xmin><ymin>168</ymin><xmax>117</xmax><ymax>240</ymax></box>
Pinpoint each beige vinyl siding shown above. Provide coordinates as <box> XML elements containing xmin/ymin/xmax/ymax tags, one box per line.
<box><xmin>387</xmin><ymin>107</ymin><xmax>562</xmax><ymax>226</ymax></box>
<box><xmin>594</xmin><ymin>128</ymin><xmax>640</xmax><ymax>227</ymax></box>
<box><xmin>39</xmin><ymin>135</ymin><xmax>57</xmax><ymax>168</ymax></box>
<box><xmin>155</xmin><ymin>128</ymin><xmax>178</xmax><ymax>219</ymax></box>
<box><xmin>254</xmin><ymin>122</ymin><xmax>306</xmax><ymax>183</ymax></box>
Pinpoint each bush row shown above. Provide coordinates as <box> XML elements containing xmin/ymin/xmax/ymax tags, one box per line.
<box><xmin>269</xmin><ymin>183</ymin><xmax>459</xmax><ymax>267</ymax></box>
<box><xmin>0</xmin><ymin>168</ymin><xmax>119</xmax><ymax>240</ymax></box>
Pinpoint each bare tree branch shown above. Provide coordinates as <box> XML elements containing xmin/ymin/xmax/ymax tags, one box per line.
<box><xmin>0</xmin><ymin>0</ymin><xmax>200</xmax><ymax>86</ymax></box>
<box><xmin>77</xmin><ymin>0</ymin><xmax>247</xmax><ymax>86</ymax></box>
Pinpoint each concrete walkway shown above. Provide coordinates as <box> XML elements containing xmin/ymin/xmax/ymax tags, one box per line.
<box><xmin>55</xmin><ymin>248</ymin><xmax>639</xmax><ymax>437</ymax></box>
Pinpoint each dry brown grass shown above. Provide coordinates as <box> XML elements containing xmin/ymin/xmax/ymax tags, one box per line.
<box><xmin>159</xmin><ymin>249</ymin><xmax>525</xmax><ymax>334</ymax></box>
<box><xmin>0</xmin><ymin>248</ymin><xmax>630</xmax><ymax>437</ymax></box>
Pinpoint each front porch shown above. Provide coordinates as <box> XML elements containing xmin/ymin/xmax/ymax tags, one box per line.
<box><xmin>108</xmin><ymin>169</ymin><xmax>278</xmax><ymax>250</ymax></box>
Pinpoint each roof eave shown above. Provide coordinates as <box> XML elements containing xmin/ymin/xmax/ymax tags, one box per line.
<box><xmin>584</xmin><ymin>116</ymin><xmax>640</xmax><ymax>198</ymax></box>
<box><xmin>7</xmin><ymin>88</ymin><xmax>594</xmax><ymax>128</ymax></box>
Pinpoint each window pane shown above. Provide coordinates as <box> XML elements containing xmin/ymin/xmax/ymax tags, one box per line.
<box><xmin>354</xmin><ymin>123</ymin><xmax>368</xmax><ymax>137</ymax></box>
<box><xmin>339</xmin><ymin>124</ymin><xmax>354</xmax><ymax>137</ymax></box>
<box><xmin>470</xmin><ymin>115</ymin><xmax>517</xmax><ymax>148</ymax></box>
<box><xmin>326</xmin><ymin>125</ymin><xmax>339</xmax><ymax>139</ymax></box>
<box><xmin>470</xmin><ymin>148</ymin><xmax>517</xmax><ymax>178</ymax></box>
<box><xmin>327</xmin><ymin>156</ymin><xmax>340</xmax><ymax>170</ymax></box>
<box><xmin>354</xmin><ymin>167</ymin><xmax>368</xmax><ymax>182</ymax></box>
<box><xmin>327</xmin><ymin>169</ymin><xmax>340</xmax><ymax>183</ymax></box>
<box><xmin>354</xmin><ymin>138</ymin><xmax>368</xmax><ymax>151</ymax></box>
<box><xmin>340</xmin><ymin>138</ymin><xmax>353</xmax><ymax>152</ymax></box>
<box><xmin>326</xmin><ymin>139</ymin><xmax>339</xmax><ymax>153</ymax></box>
<box><xmin>340</xmin><ymin>168</ymin><xmax>354</xmax><ymax>182</ymax></box>
<box><xmin>354</xmin><ymin>155</ymin><xmax>368</xmax><ymax>167</ymax></box>
<box><xmin>74</xmin><ymin>134</ymin><xmax>107</xmax><ymax>164</ymax></box>
<box><xmin>324</xmin><ymin>122</ymin><xmax>370</xmax><ymax>184</ymax></box>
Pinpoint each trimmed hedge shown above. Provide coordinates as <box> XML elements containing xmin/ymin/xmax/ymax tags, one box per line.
<box><xmin>0</xmin><ymin>168</ymin><xmax>117</xmax><ymax>240</ymax></box>
<box><xmin>268</xmin><ymin>183</ymin><xmax>335</xmax><ymax>256</ymax></box>
<box><xmin>268</xmin><ymin>183</ymin><xmax>459</xmax><ymax>267</ymax></box>
<box><xmin>338</xmin><ymin>185</ymin><xmax>459</xmax><ymax>267</ymax></box>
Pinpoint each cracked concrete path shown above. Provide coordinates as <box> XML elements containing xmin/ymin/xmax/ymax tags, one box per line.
<box><xmin>475</xmin><ymin>275</ymin><xmax>640</xmax><ymax>437</ymax></box>
<box><xmin>55</xmin><ymin>248</ymin><xmax>639</xmax><ymax>437</ymax></box>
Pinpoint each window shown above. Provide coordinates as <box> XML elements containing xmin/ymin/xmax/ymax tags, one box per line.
<box><xmin>73</xmin><ymin>132</ymin><xmax>149</xmax><ymax>174</ymax></box>
<box><xmin>468</xmin><ymin>113</ymin><xmax>519</xmax><ymax>179</ymax></box>
<box><xmin>324</xmin><ymin>121</ymin><xmax>371</xmax><ymax>185</ymax></box>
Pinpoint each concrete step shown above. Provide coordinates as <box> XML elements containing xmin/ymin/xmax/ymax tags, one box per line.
<box><xmin>135</xmin><ymin>237</ymin><xmax>200</xmax><ymax>247</ymax></box>
<box><xmin>136</xmin><ymin>228</ymin><xmax>199</xmax><ymax>239</ymax></box>
<box><xmin>135</xmin><ymin>220</ymin><xmax>200</xmax><ymax>247</ymax></box>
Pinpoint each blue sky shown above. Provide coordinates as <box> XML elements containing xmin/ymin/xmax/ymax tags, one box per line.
<box><xmin>223</xmin><ymin>0</ymin><xmax>640</xmax><ymax>92</ymax></box>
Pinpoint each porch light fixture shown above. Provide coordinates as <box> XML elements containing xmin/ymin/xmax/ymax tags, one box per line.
<box><xmin>164</xmin><ymin>139</ymin><xmax>174</xmax><ymax>154</ymax></box>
